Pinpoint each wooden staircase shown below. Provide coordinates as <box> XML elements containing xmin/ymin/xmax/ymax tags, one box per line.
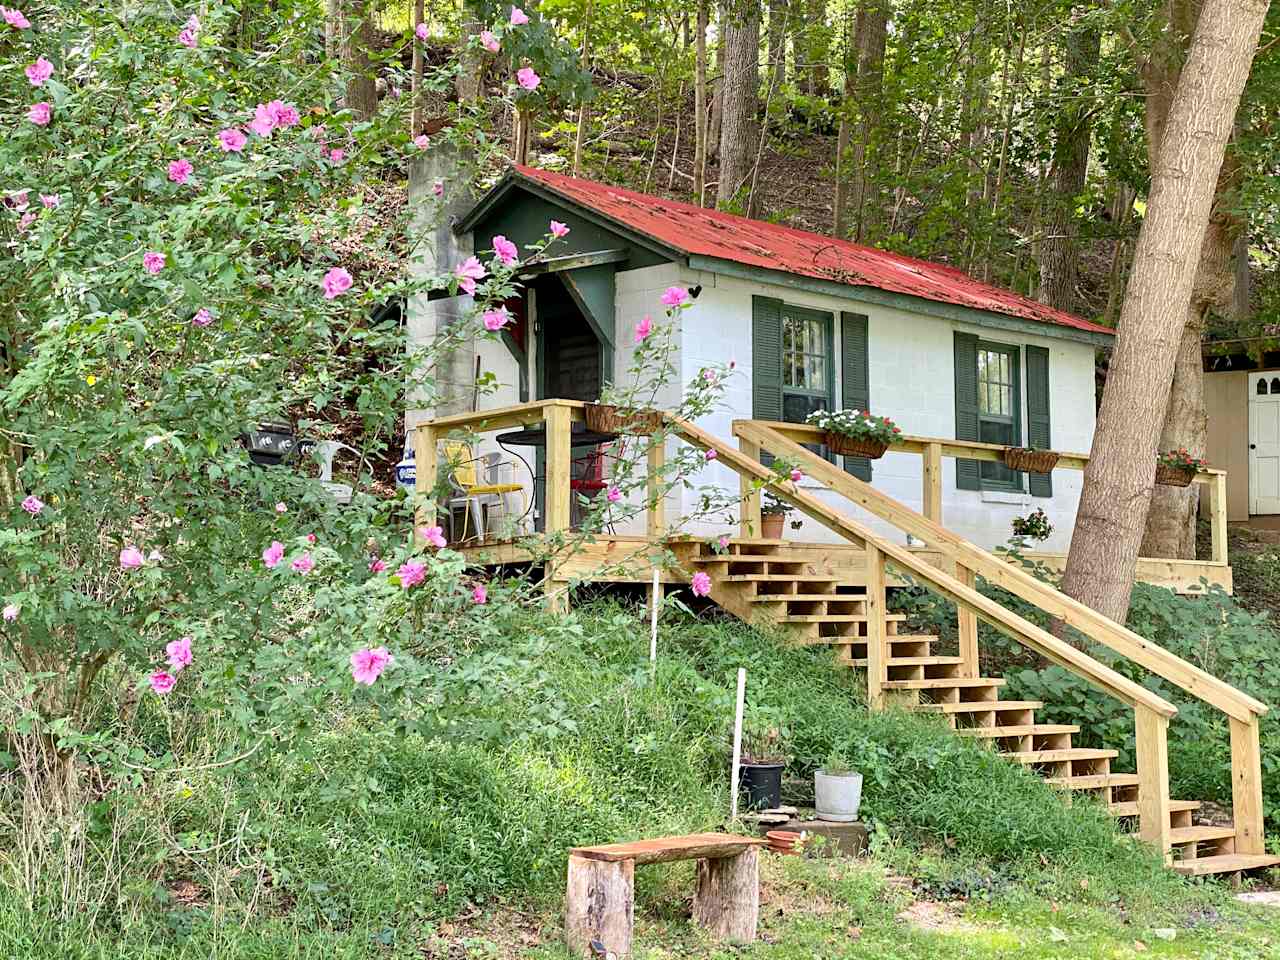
<box><xmin>678</xmin><ymin>538</ymin><xmax>1275</xmax><ymax>876</ymax></box>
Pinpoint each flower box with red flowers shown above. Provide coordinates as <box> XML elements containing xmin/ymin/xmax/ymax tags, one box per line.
<box><xmin>1155</xmin><ymin>449</ymin><xmax>1208</xmax><ymax>487</ymax></box>
<box><xmin>806</xmin><ymin>409</ymin><xmax>902</xmax><ymax>460</ymax></box>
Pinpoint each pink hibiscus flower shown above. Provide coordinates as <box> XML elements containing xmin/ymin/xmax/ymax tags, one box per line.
<box><xmin>472</xmin><ymin>583</ymin><xmax>488</xmax><ymax>604</ymax></box>
<box><xmin>790</xmin><ymin>468</ymin><xmax>803</xmax><ymax>482</ymax></box>
<box><xmin>415</xmin><ymin>22</ymin><xmax>429</xmax><ymax>41</ymax></box>
<box><xmin>322</xmin><ymin>266</ymin><xmax>354</xmax><ymax>299</ymax></box>
<box><xmin>20</xmin><ymin>495</ymin><xmax>43</xmax><ymax>515</ymax></box>
<box><xmin>419</xmin><ymin>525</ymin><xmax>447</xmax><ymax>549</ymax></box>
<box><xmin>606</xmin><ymin>486</ymin><xmax>622</xmax><ymax>503</ymax></box>
<box><xmin>119</xmin><ymin>546</ymin><xmax>145</xmax><ymax>569</ymax></box>
<box><xmin>328</xmin><ymin>148</ymin><xmax>345</xmax><ymax>163</ymax></box>
<box><xmin>3</xmin><ymin>6</ymin><xmax>31</xmax><ymax>28</ymax></box>
<box><xmin>350</xmin><ymin>646</ymin><xmax>391</xmax><ymax>685</ymax></box>
<box><xmin>267</xmin><ymin>100</ymin><xmax>300</xmax><ymax>127</ymax></box>
<box><xmin>369</xmin><ymin>557</ymin><xmax>387</xmax><ymax>573</ymax></box>
<box><xmin>550</xmin><ymin>220</ymin><xmax>570</xmax><ymax>238</ymax></box>
<box><xmin>25</xmin><ymin>56</ymin><xmax>52</xmax><ymax>86</ymax></box>
<box><xmin>166</xmin><ymin>635</ymin><xmax>194</xmax><ymax>672</ymax></box>
<box><xmin>39</xmin><ymin>193</ymin><xmax>59</xmax><ymax>208</ymax></box>
<box><xmin>149</xmin><ymin>671</ymin><xmax>177</xmax><ymax>695</ymax></box>
<box><xmin>705</xmin><ymin>449</ymin><xmax>717</xmax><ymax>461</ymax></box>
<box><xmin>262</xmin><ymin>540</ymin><xmax>285</xmax><ymax>568</ymax></box>
<box><xmin>516</xmin><ymin>67</ymin><xmax>540</xmax><ymax>91</ymax></box>
<box><xmin>492</xmin><ymin>235</ymin><xmax>518</xmax><ymax>265</ymax></box>
<box><xmin>690</xmin><ymin>571</ymin><xmax>712</xmax><ymax>597</ymax></box>
<box><xmin>660</xmin><ymin>286</ymin><xmax>689</xmax><ymax>307</ymax></box>
<box><xmin>142</xmin><ymin>251</ymin><xmax>166</xmax><ymax>274</ymax></box>
<box><xmin>455</xmin><ymin>256</ymin><xmax>486</xmax><ymax>295</ymax></box>
<box><xmin>414</xmin><ymin>134</ymin><xmax>430</xmax><ymax>149</ymax></box>
<box><xmin>167</xmin><ymin>158</ymin><xmax>194</xmax><ymax>184</ymax></box>
<box><xmin>718</xmin><ymin>535</ymin><xmax>731</xmax><ymax>550</ymax></box>
<box><xmin>2</xmin><ymin>604</ymin><xmax>17</xmax><ymax>622</ymax></box>
<box><xmin>633</xmin><ymin>314</ymin><xmax>653</xmax><ymax>344</ymax></box>
<box><xmin>397</xmin><ymin>560</ymin><xmax>427</xmax><ymax>588</ymax></box>
<box><xmin>510</xmin><ymin>6</ymin><xmax>529</xmax><ymax>25</ymax></box>
<box><xmin>483</xmin><ymin>308</ymin><xmax>511</xmax><ymax>332</ymax></box>
<box><xmin>480</xmin><ymin>30</ymin><xmax>499</xmax><ymax>53</ymax></box>
<box><xmin>28</xmin><ymin>102</ymin><xmax>51</xmax><ymax>126</ymax></box>
<box><xmin>192</xmin><ymin>308</ymin><xmax>213</xmax><ymax>327</ymax></box>
<box><xmin>249</xmin><ymin>103</ymin><xmax>275</xmax><ymax>137</ymax></box>
<box><xmin>291</xmin><ymin>552</ymin><xmax>314</xmax><ymax>574</ymax></box>
<box><xmin>218</xmin><ymin>128</ymin><xmax>247</xmax><ymax>152</ymax></box>
<box><xmin>177</xmin><ymin>26</ymin><xmax>197</xmax><ymax>48</ymax></box>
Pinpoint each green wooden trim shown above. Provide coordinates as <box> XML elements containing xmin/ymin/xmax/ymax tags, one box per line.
<box><xmin>686</xmin><ymin>254</ymin><xmax>1113</xmax><ymax>347</ymax></box>
<box><xmin>840</xmin><ymin>312</ymin><xmax>872</xmax><ymax>481</ymax></box>
<box><xmin>1025</xmin><ymin>344</ymin><xmax>1053</xmax><ymax>498</ymax></box>
<box><xmin>519</xmin><ymin>249</ymin><xmax>629</xmax><ymax>276</ymax></box>
<box><xmin>559</xmin><ymin>265</ymin><xmax>616</xmax><ymax>386</ymax></box>
<box><xmin>954</xmin><ymin>332</ymin><xmax>981</xmax><ymax>491</ymax></box>
<box><xmin>500</xmin><ymin>330</ymin><xmax>529</xmax><ymax>402</ymax></box>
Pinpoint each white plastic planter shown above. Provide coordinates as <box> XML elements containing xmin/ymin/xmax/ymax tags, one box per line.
<box><xmin>814</xmin><ymin>769</ymin><xmax>863</xmax><ymax>822</ymax></box>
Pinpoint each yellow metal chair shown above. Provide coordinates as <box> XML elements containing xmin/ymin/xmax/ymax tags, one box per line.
<box><xmin>443</xmin><ymin>440</ymin><xmax>527</xmax><ymax>542</ymax></box>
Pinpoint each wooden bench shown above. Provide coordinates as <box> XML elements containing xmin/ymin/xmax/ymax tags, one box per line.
<box><xmin>564</xmin><ymin>833</ymin><xmax>767</xmax><ymax>957</ymax></box>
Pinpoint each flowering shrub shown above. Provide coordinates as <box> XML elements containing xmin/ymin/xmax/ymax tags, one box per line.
<box><xmin>806</xmin><ymin>408</ymin><xmax>903</xmax><ymax>445</ymax></box>
<box><xmin>1010</xmin><ymin>507</ymin><xmax>1054</xmax><ymax>543</ymax></box>
<box><xmin>1157</xmin><ymin>449</ymin><xmax>1208</xmax><ymax>472</ymax></box>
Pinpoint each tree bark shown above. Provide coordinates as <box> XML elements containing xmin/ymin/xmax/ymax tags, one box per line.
<box><xmin>1036</xmin><ymin>21</ymin><xmax>1100</xmax><ymax>314</ymax></box>
<box><xmin>848</xmin><ymin>0</ymin><xmax>888</xmax><ymax>243</ymax></box>
<box><xmin>694</xmin><ymin>0</ymin><xmax>710</xmax><ymax>205</ymax></box>
<box><xmin>692</xmin><ymin>849</ymin><xmax>760</xmax><ymax>942</ymax></box>
<box><xmin>804</xmin><ymin>0</ymin><xmax>829</xmax><ymax>95</ymax></box>
<box><xmin>767</xmin><ymin>0</ymin><xmax>789</xmax><ymax>90</ymax></box>
<box><xmin>410</xmin><ymin>0</ymin><xmax>425</xmax><ymax>135</ymax></box>
<box><xmin>456</xmin><ymin>1</ymin><xmax>486</xmax><ymax>104</ymax></box>
<box><xmin>341</xmin><ymin>0</ymin><xmax>377</xmax><ymax>122</ymax></box>
<box><xmin>1061</xmin><ymin>0</ymin><xmax>1268</xmax><ymax>622</ymax></box>
<box><xmin>716</xmin><ymin>0</ymin><xmax>761</xmax><ymax>211</ymax></box>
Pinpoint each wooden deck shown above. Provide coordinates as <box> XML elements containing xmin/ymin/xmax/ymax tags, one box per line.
<box><xmin>455</xmin><ymin>535</ymin><xmax>1232</xmax><ymax>595</ymax></box>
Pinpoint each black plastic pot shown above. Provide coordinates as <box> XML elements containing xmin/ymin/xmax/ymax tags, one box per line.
<box><xmin>739</xmin><ymin>762</ymin><xmax>784</xmax><ymax>811</ymax></box>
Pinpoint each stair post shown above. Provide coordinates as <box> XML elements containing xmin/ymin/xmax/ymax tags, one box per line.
<box><xmin>544</xmin><ymin>403</ymin><xmax>573</xmax><ymax>614</ymax></box>
<box><xmin>1134</xmin><ymin>706</ymin><xmax>1172</xmax><ymax>859</ymax></box>
<box><xmin>864</xmin><ymin>542</ymin><xmax>887</xmax><ymax>710</ymax></box>
<box><xmin>1230</xmin><ymin>715</ymin><xmax>1266</xmax><ymax>855</ymax></box>
<box><xmin>738</xmin><ymin>437</ymin><xmax>762</xmax><ymax>539</ymax></box>
<box><xmin>955</xmin><ymin>563</ymin><xmax>979</xmax><ymax>678</ymax></box>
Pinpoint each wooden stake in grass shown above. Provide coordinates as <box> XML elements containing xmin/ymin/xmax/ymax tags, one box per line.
<box><xmin>729</xmin><ymin>668</ymin><xmax>746</xmax><ymax>822</ymax></box>
<box><xmin>649</xmin><ymin>569</ymin><xmax>660</xmax><ymax>677</ymax></box>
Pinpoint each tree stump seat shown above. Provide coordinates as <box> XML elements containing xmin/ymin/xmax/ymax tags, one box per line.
<box><xmin>564</xmin><ymin>832</ymin><xmax>766</xmax><ymax>957</ymax></box>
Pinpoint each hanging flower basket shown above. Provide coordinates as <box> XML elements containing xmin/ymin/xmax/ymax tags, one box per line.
<box><xmin>1155</xmin><ymin>449</ymin><xmax>1207</xmax><ymax>487</ymax></box>
<box><xmin>807</xmin><ymin>409</ymin><xmax>902</xmax><ymax>460</ymax></box>
<box><xmin>1003</xmin><ymin>447</ymin><xmax>1060</xmax><ymax>474</ymax></box>
<box><xmin>824</xmin><ymin>433</ymin><xmax>889</xmax><ymax>459</ymax></box>
<box><xmin>583</xmin><ymin>403</ymin><xmax>664</xmax><ymax>436</ymax></box>
<box><xmin>1155</xmin><ymin>465</ymin><xmax>1196</xmax><ymax>488</ymax></box>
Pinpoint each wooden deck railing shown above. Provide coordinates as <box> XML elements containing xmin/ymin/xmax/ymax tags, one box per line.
<box><xmin>732</xmin><ymin>418</ymin><xmax>1268</xmax><ymax>859</ymax></box>
<box><xmin>736</xmin><ymin>420</ymin><xmax>1230</xmax><ymax>567</ymax></box>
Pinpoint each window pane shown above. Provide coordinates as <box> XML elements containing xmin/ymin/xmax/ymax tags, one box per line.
<box><xmin>808</xmin><ymin>355</ymin><xmax>826</xmax><ymax>390</ymax></box>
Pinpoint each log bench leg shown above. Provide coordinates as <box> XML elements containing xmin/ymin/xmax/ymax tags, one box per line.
<box><xmin>565</xmin><ymin>855</ymin><xmax>633</xmax><ymax>957</ymax></box>
<box><xmin>692</xmin><ymin>848</ymin><xmax>759</xmax><ymax>943</ymax></box>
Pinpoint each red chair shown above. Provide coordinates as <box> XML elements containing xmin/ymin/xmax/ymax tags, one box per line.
<box><xmin>570</xmin><ymin>444</ymin><xmax>613</xmax><ymax>530</ymax></box>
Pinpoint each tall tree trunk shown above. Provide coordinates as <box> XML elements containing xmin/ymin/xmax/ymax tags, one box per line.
<box><xmin>716</xmin><ymin>0</ymin><xmax>760</xmax><ymax>211</ymax></box>
<box><xmin>456</xmin><ymin>1</ymin><xmax>486</xmax><ymax>104</ymax></box>
<box><xmin>572</xmin><ymin>0</ymin><xmax>593</xmax><ymax>176</ymax></box>
<box><xmin>1061</xmin><ymin>0</ymin><xmax>1268</xmax><ymax>622</ymax></box>
<box><xmin>342</xmin><ymin>0</ymin><xmax>377</xmax><ymax>121</ymax></box>
<box><xmin>768</xmin><ymin>0</ymin><xmax>789</xmax><ymax>90</ymax></box>
<box><xmin>1036</xmin><ymin>22</ymin><xmax>1099</xmax><ymax>313</ymax></box>
<box><xmin>410</xmin><ymin>0</ymin><xmax>425</xmax><ymax>135</ymax></box>
<box><xmin>693</xmin><ymin>0</ymin><xmax>710</xmax><ymax>205</ymax></box>
<box><xmin>848</xmin><ymin>0</ymin><xmax>887</xmax><ymax>243</ymax></box>
<box><xmin>804</xmin><ymin>0</ymin><xmax>829</xmax><ymax>95</ymax></box>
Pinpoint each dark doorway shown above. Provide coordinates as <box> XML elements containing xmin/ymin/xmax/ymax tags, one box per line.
<box><xmin>534</xmin><ymin>274</ymin><xmax>602</xmax><ymax>402</ymax></box>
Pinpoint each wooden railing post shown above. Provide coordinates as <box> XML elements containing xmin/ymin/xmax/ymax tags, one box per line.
<box><xmin>955</xmin><ymin>563</ymin><xmax>979</xmax><ymax>678</ymax></box>
<box><xmin>543</xmin><ymin>403</ymin><xmax>572</xmax><ymax>613</ymax></box>
<box><xmin>1209</xmin><ymin>471</ymin><xmax>1229</xmax><ymax>565</ymax></box>
<box><xmin>413</xmin><ymin>422</ymin><xmax>438</xmax><ymax>545</ymax></box>
<box><xmin>1230</xmin><ymin>715</ymin><xmax>1266</xmax><ymax>855</ymax></box>
<box><xmin>864</xmin><ymin>542</ymin><xmax>887</xmax><ymax>711</ymax></box>
<box><xmin>738</xmin><ymin>436</ymin><xmax>762</xmax><ymax>539</ymax></box>
<box><xmin>922</xmin><ymin>442</ymin><xmax>943</xmax><ymax>524</ymax></box>
<box><xmin>1135</xmin><ymin>706</ymin><xmax>1172</xmax><ymax>859</ymax></box>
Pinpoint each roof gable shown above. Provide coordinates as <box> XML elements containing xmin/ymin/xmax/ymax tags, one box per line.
<box><xmin>476</xmin><ymin>166</ymin><xmax>1113</xmax><ymax>340</ymax></box>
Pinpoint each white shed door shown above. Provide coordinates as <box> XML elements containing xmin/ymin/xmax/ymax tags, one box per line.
<box><xmin>1249</xmin><ymin>373</ymin><xmax>1280</xmax><ymax>515</ymax></box>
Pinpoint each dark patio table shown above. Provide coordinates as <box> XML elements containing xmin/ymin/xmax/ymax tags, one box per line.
<box><xmin>496</xmin><ymin>424</ymin><xmax>620</xmax><ymax>533</ymax></box>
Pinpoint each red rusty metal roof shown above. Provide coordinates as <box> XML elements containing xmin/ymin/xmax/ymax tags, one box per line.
<box><xmin>512</xmin><ymin>165</ymin><xmax>1113</xmax><ymax>338</ymax></box>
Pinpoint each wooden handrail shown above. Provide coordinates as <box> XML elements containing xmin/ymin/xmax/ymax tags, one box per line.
<box><xmin>735</xmin><ymin>420</ymin><xmax>1265</xmax><ymax>722</ymax></box>
<box><xmin>669</xmin><ymin>416</ymin><xmax>1177</xmax><ymax>718</ymax></box>
<box><xmin>418</xmin><ymin>398</ymin><xmax>586</xmax><ymax>434</ymax></box>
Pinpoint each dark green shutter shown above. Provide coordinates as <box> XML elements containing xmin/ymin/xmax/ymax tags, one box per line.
<box><xmin>1025</xmin><ymin>345</ymin><xmax>1053</xmax><ymax>497</ymax></box>
<box><xmin>841</xmin><ymin>312</ymin><xmax>872</xmax><ymax>480</ymax></box>
<box><xmin>752</xmin><ymin>296</ymin><xmax>783</xmax><ymax>467</ymax></box>
<box><xmin>954</xmin><ymin>332</ymin><xmax>981</xmax><ymax>490</ymax></box>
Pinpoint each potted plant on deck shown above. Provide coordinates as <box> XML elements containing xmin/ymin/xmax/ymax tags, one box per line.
<box><xmin>760</xmin><ymin>492</ymin><xmax>795</xmax><ymax>539</ymax></box>
<box><xmin>1155</xmin><ymin>449</ymin><xmax>1208</xmax><ymax>487</ymax></box>
<box><xmin>806</xmin><ymin>409</ymin><xmax>902</xmax><ymax>460</ymax></box>
<box><xmin>739</xmin><ymin>724</ymin><xmax>789</xmax><ymax>811</ymax></box>
<box><xmin>814</xmin><ymin>750</ymin><xmax>863</xmax><ymax>823</ymax></box>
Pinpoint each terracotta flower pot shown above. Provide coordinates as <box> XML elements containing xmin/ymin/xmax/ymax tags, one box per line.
<box><xmin>761</xmin><ymin>512</ymin><xmax>786</xmax><ymax>539</ymax></box>
<box><xmin>766</xmin><ymin>830</ymin><xmax>802</xmax><ymax>855</ymax></box>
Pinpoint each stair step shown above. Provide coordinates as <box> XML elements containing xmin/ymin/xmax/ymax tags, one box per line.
<box><xmin>696</xmin><ymin>554</ymin><xmax>821</xmax><ymax>563</ymax></box>
<box><xmin>1007</xmin><ymin>748</ymin><xmax>1118</xmax><ymax>764</ymax></box>
<box><xmin>882</xmin><ymin>677</ymin><xmax>1006</xmax><ymax>690</ymax></box>
<box><xmin>848</xmin><ymin>656</ymin><xmax>966</xmax><ymax>668</ymax></box>
<box><xmin>1172</xmin><ymin>853</ymin><xmax>1280</xmax><ymax>877</ymax></box>
<box><xmin>751</xmin><ymin>593</ymin><xmax>869</xmax><ymax>603</ymax></box>
<box><xmin>956</xmin><ymin>724</ymin><xmax>1079</xmax><ymax>738</ymax></box>
<box><xmin>720</xmin><ymin>574</ymin><xmax>851</xmax><ymax>583</ymax></box>
<box><xmin>1109</xmin><ymin>800</ymin><xmax>1201</xmax><ymax>817</ymax></box>
<box><xmin>915</xmin><ymin>700</ymin><xmax>1043</xmax><ymax>714</ymax></box>
<box><xmin>782</xmin><ymin>614</ymin><xmax>907</xmax><ymax>624</ymax></box>
<box><xmin>1164</xmin><ymin>825</ymin><xmax>1237</xmax><ymax>845</ymax></box>
<box><xmin>1045</xmin><ymin>773</ymin><xmax>1139</xmax><ymax>790</ymax></box>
